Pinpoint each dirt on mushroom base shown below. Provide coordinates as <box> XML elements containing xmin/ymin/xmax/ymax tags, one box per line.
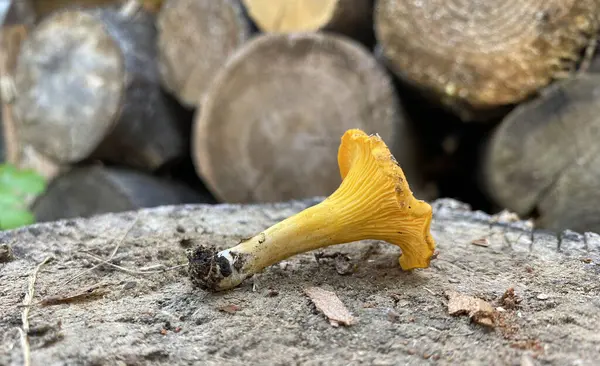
<box><xmin>0</xmin><ymin>198</ymin><xmax>599</xmax><ymax>365</ymax></box>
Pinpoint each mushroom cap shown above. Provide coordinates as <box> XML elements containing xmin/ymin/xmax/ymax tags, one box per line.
<box><xmin>335</xmin><ymin>129</ymin><xmax>435</xmax><ymax>269</ymax></box>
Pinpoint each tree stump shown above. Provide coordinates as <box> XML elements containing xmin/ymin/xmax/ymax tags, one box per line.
<box><xmin>157</xmin><ymin>0</ymin><xmax>251</xmax><ymax>108</ymax></box>
<box><xmin>481</xmin><ymin>74</ymin><xmax>600</xmax><ymax>233</ymax></box>
<box><xmin>32</xmin><ymin>165</ymin><xmax>213</xmax><ymax>223</ymax></box>
<box><xmin>374</xmin><ymin>0</ymin><xmax>600</xmax><ymax>120</ymax></box>
<box><xmin>12</xmin><ymin>7</ymin><xmax>186</xmax><ymax>171</ymax></box>
<box><xmin>192</xmin><ymin>32</ymin><xmax>425</xmax><ymax>204</ymax></box>
<box><xmin>241</xmin><ymin>0</ymin><xmax>373</xmax><ymax>43</ymax></box>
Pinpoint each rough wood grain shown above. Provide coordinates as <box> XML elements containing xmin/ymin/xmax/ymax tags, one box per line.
<box><xmin>241</xmin><ymin>0</ymin><xmax>373</xmax><ymax>44</ymax></box>
<box><xmin>481</xmin><ymin>74</ymin><xmax>600</xmax><ymax>233</ymax></box>
<box><xmin>374</xmin><ymin>0</ymin><xmax>600</xmax><ymax>120</ymax></box>
<box><xmin>0</xmin><ymin>198</ymin><xmax>599</xmax><ymax>365</ymax></box>
<box><xmin>31</xmin><ymin>165</ymin><xmax>212</xmax><ymax>223</ymax></box>
<box><xmin>192</xmin><ymin>32</ymin><xmax>422</xmax><ymax>203</ymax></box>
<box><xmin>13</xmin><ymin>7</ymin><xmax>186</xmax><ymax>171</ymax></box>
<box><xmin>156</xmin><ymin>0</ymin><xmax>251</xmax><ymax>108</ymax></box>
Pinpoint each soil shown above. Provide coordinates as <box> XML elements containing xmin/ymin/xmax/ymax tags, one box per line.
<box><xmin>1</xmin><ymin>198</ymin><xmax>599</xmax><ymax>365</ymax></box>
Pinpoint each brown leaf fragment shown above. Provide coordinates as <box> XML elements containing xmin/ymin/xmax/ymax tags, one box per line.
<box><xmin>446</xmin><ymin>291</ymin><xmax>497</xmax><ymax>327</ymax></box>
<box><xmin>471</xmin><ymin>238</ymin><xmax>490</xmax><ymax>247</ymax></box>
<box><xmin>304</xmin><ymin>286</ymin><xmax>356</xmax><ymax>327</ymax></box>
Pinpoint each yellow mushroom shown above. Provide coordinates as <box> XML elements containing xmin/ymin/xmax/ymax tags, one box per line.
<box><xmin>187</xmin><ymin>129</ymin><xmax>435</xmax><ymax>291</ymax></box>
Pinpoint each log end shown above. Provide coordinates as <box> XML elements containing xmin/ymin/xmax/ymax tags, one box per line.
<box><xmin>481</xmin><ymin>74</ymin><xmax>600</xmax><ymax>233</ymax></box>
<box><xmin>157</xmin><ymin>0</ymin><xmax>251</xmax><ymax>107</ymax></box>
<box><xmin>13</xmin><ymin>9</ymin><xmax>125</xmax><ymax>163</ymax></box>
<box><xmin>192</xmin><ymin>32</ymin><xmax>405</xmax><ymax>203</ymax></box>
<box><xmin>375</xmin><ymin>0</ymin><xmax>600</xmax><ymax>114</ymax></box>
<box><xmin>241</xmin><ymin>0</ymin><xmax>338</xmax><ymax>32</ymax></box>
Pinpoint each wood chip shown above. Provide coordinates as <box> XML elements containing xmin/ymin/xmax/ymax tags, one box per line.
<box><xmin>471</xmin><ymin>238</ymin><xmax>490</xmax><ymax>247</ymax></box>
<box><xmin>304</xmin><ymin>287</ymin><xmax>356</xmax><ymax>327</ymax></box>
<box><xmin>446</xmin><ymin>291</ymin><xmax>497</xmax><ymax>327</ymax></box>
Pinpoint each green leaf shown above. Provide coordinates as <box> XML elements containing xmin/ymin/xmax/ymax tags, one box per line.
<box><xmin>0</xmin><ymin>208</ymin><xmax>35</xmax><ymax>230</ymax></box>
<box><xmin>0</xmin><ymin>164</ymin><xmax>46</xmax><ymax>196</ymax></box>
<box><xmin>0</xmin><ymin>186</ymin><xmax>25</xmax><ymax>208</ymax></box>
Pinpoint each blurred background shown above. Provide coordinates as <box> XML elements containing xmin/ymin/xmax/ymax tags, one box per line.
<box><xmin>1</xmin><ymin>0</ymin><xmax>599</xmax><ymax>234</ymax></box>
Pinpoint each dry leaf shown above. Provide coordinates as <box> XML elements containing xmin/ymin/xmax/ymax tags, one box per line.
<box><xmin>304</xmin><ymin>287</ymin><xmax>356</xmax><ymax>327</ymax></box>
<box><xmin>446</xmin><ymin>291</ymin><xmax>497</xmax><ymax>327</ymax></box>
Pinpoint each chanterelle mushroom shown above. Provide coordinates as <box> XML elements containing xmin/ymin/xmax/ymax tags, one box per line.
<box><xmin>188</xmin><ymin>129</ymin><xmax>435</xmax><ymax>291</ymax></box>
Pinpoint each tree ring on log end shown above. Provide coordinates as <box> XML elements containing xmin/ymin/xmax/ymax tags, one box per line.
<box><xmin>374</xmin><ymin>0</ymin><xmax>600</xmax><ymax>114</ymax></box>
<box><xmin>13</xmin><ymin>10</ymin><xmax>124</xmax><ymax>163</ymax></box>
<box><xmin>192</xmin><ymin>32</ymin><xmax>401</xmax><ymax>203</ymax></box>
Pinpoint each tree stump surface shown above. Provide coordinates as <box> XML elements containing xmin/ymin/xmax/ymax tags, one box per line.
<box><xmin>1</xmin><ymin>198</ymin><xmax>599</xmax><ymax>365</ymax></box>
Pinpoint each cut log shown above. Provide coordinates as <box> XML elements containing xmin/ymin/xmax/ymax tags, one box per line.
<box><xmin>374</xmin><ymin>0</ymin><xmax>600</xmax><ymax>121</ymax></box>
<box><xmin>481</xmin><ymin>74</ymin><xmax>600</xmax><ymax>233</ymax></box>
<box><xmin>12</xmin><ymin>8</ymin><xmax>186</xmax><ymax>171</ymax></box>
<box><xmin>31</xmin><ymin>165</ymin><xmax>213</xmax><ymax>223</ymax></box>
<box><xmin>31</xmin><ymin>0</ymin><xmax>166</xmax><ymax>18</ymax></box>
<box><xmin>192</xmin><ymin>32</ymin><xmax>428</xmax><ymax>203</ymax></box>
<box><xmin>241</xmin><ymin>0</ymin><xmax>373</xmax><ymax>43</ymax></box>
<box><xmin>32</xmin><ymin>0</ymin><xmax>120</xmax><ymax>18</ymax></box>
<box><xmin>156</xmin><ymin>0</ymin><xmax>251</xmax><ymax>108</ymax></box>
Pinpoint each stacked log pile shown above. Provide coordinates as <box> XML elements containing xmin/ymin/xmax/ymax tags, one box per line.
<box><xmin>1</xmin><ymin>0</ymin><xmax>600</xmax><ymax>233</ymax></box>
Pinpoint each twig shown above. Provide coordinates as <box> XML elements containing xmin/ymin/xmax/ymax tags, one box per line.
<box><xmin>38</xmin><ymin>282</ymin><xmax>111</xmax><ymax>307</ymax></box>
<box><xmin>63</xmin><ymin>216</ymin><xmax>139</xmax><ymax>285</ymax></box>
<box><xmin>20</xmin><ymin>256</ymin><xmax>53</xmax><ymax>366</ymax></box>
<box><xmin>81</xmin><ymin>252</ymin><xmax>187</xmax><ymax>275</ymax></box>
<box><xmin>423</xmin><ymin>287</ymin><xmax>436</xmax><ymax>295</ymax></box>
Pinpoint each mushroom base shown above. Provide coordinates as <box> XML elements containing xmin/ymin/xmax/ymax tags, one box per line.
<box><xmin>186</xmin><ymin>245</ymin><xmax>253</xmax><ymax>291</ymax></box>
